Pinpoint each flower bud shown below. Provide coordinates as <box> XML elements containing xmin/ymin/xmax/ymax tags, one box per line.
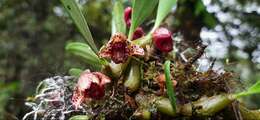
<box><xmin>132</xmin><ymin>27</ymin><xmax>145</xmax><ymax>41</ymax></box>
<box><xmin>152</xmin><ymin>27</ymin><xmax>173</xmax><ymax>52</ymax></box>
<box><xmin>124</xmin><ymin>7</ymin><xmax>132</xmax><ymax>28</ymax></box>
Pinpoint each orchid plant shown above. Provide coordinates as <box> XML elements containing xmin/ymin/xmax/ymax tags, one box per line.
<box><xmin>24</xmin><ymin>0</ymin><xmax>260</xmax><ymax>120</ymax></box>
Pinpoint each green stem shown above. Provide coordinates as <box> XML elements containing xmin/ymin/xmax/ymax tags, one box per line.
<box><xmin>132</xmin><ymin>34</ymin><xmax>152</xmax><ymax>47</ymax></box>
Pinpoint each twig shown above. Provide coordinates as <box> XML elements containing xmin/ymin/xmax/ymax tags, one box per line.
<box><xmin>209</xmin><ymin>58</ymin><xmax>217</xmax><ymax>70</ymax></box>
<box><xmin>185</xmin><ymin>44</ymin><xmax>207</xmax><ymax>69</ymax></box>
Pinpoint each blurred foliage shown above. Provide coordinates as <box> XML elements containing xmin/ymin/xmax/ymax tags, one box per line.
<box><xmin>0</xmin><ymin>0</ymin><xmax>111</xmax><ymax>118</ymax></box>
<box><xmin>0</xmin><ymin>0</ymin><xmax>259</xmax><ymax>119</ymax></box>
<box><xmin>0</xmin><ymin>81</ymin><xmax>19</xmax><ymax>119</ymax></box>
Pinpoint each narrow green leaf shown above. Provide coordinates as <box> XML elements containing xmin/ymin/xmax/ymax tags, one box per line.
<box><xmin>60</xmin><ymin>0</ymin><xmax>98</xmax><ymax>53</ymax></box>
<box><xmin>164</xmin><ymin>60</ymin><xmax>177</xmax><ymax>111</ymax></box>
<box><xmin>69</xmin><ymin>115</ymin><xmax>90</xmax><ymax>120</ymax></box>
<box><xmin>152</xmin><ymin>0</ymin><xmax>177</xmax><ymax>32</ymax></box>
<box><xmin>112</xmin><ymin>0</ymin><xmax>126</xmax><ymax>35</ymax></box>
<box><xmin>65</xmin><ymin>42</ymin><xmax>103</xmax><ymax>68</ymax></box>
<box><xmin>128</xmin><ymin>0</ymin><xmax>158</xmax><ymax>40</ymax></box>
<box><xmin>234</xmin><ymin>81</ymin><xmax>260</xmax><ymax>99</ymax></box>
<box><xmin>69</xmin><ymin>68</ymin><xmax>83</xmax><ymax>77</ymax></box>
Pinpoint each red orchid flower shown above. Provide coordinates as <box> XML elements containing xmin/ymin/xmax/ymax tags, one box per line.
<box><xmin>99</xmin><ymin>33</ymin><xmax>144</xmax><ymax>64</ymax></box>
<box><xmin>152</xmin><ymin>27</ymin><xmax>173</xmax><ymax>52</ymax></box>
<box><xmin>72</xmin><ymin>70</ymin><xmax>111</xmax><ymax>109</ymax></box>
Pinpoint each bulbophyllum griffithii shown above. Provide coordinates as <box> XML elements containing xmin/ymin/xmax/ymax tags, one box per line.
<box><xmin>99</xmin><ymin>33</ymin><xmax>144</xmax><ymax>64</ymax></box>
<box><xmin>152</xmin><ymin>27</ymin><xmax>173</xmax><ymax>52</ymax></box>
<box><xmin>72</xmin><ymin>70</ymin><xmax>111</xmax><ymax>109</ymax></box>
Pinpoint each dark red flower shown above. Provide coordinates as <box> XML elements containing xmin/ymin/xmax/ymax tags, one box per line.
<box><xmin>124</xmin><ymin>7</ymin><xmax>145</xmax><ymax>40</ymax></box>
<box><xmin>152</xmin><ymin>27</ymin><xmax>173</xmax><ymax>52</ymax></box>
<box><xmin>124</xmin><ymin>7</ymin><xmax>132</xmax><ymax>28</ymax></box>
<box><xmin>132</xmin><ymin>27</ymin><xmax>145</xmax><ymax>41</ymax></box>
<box><xmin>72</xmin><ymin>70</ymin><xmax>111</xmax><ymax>109</ymax></box>
<box><xmin>99</xmin><ymin>33</ymin><xmax>144</xmax><ymax>64</ymax></box>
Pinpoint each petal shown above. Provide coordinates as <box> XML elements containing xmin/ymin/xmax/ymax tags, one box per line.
<box><xmin>93</xmin><ymin>72</ymin><xmax>111</xmax><ymax>85</ymax></box>
<box><xmin>99</xmin><ymin>46</ymin><xmax>112</xmax><ymax>58</ymax></box>
<box><xmin>130</xmin><ymin>45</ymin><xmax>145</xmax><ymax>56</ymax></box>
<box><xmin>72</xmin><ymin>88</ymin><xmax>85</xmax><ymax>109</ymax></box>
<box><xmin>111</xmin><ymin>33</ymin><xmax>127</xmax><ymax>43</ymax></box>
<box><xmin>78</xmin><ymin>72</ymin><xmax>100</xmax><ymax>91</ymax></box>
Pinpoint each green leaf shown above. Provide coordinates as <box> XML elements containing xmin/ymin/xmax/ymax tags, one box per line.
<box><xmin>69</xmin><ymin>115</ymin><xmax>90</xmax><ymax>120</ymax></box>
<box><xmin>112</xmin><ymin>0</ymin><xmax>126</xmax><ymax>35</ymax></box>
<box><xmin>152</xmin><ymin>0</ymin><xmax>177</xmax><ymax>32</ymax></box>
<box><xmin>164</xmin><ymin>60</ymin><xmax>177</xmax><ymax>111</ymax></box>
<box><xmin>234</xmin><ymin>80</ymin><xmax>260</xmax><ymax>99</ymax></box>
<box><xmin>60</xmin><ymin>0</ymin><xmax>98</xmax><ymax>53</ymax></box>
<box><xmin>69</xmin><ymin>68</ymin><xmax>83</xmax><ymax>77</ymax></box>
<box><xmin>128</xmin><ymin>0</ymin><xmax>158</xmax><ymax>40</ymax></box>
<box><xmin>65</xmin><ymin>42</ymin><xmax>103</xmax><ymax>68</ymax></box>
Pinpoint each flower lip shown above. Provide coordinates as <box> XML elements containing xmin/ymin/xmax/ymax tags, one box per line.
<box><xmin>99</xmin><ymin>33</ymin><xmax>144</xmax><ymax>64</ymax></box>
<box><xmin>72</xmin><ymin>70</ymin><xmax>111</xmax><ymax>109</ymax></box>
<box><xmin>85</xmin><ymin>82</ymin><xmax>105</xmax><ymax>100</ymax></box>
<box><xmin>152</xmin><ymin>27</ymin><xmax>173</xmax><ymax>52</ymax></box>
<box><xmin>111</xmin><ymin>41</ymin><xmax>128</xmax><ymax>63</ymax></box>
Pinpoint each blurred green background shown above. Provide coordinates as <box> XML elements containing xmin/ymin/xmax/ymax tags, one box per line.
<box><xmin>0</xmin><ymin>0</ymin><xmax>259</xmax><ymax>119</ymax></box>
